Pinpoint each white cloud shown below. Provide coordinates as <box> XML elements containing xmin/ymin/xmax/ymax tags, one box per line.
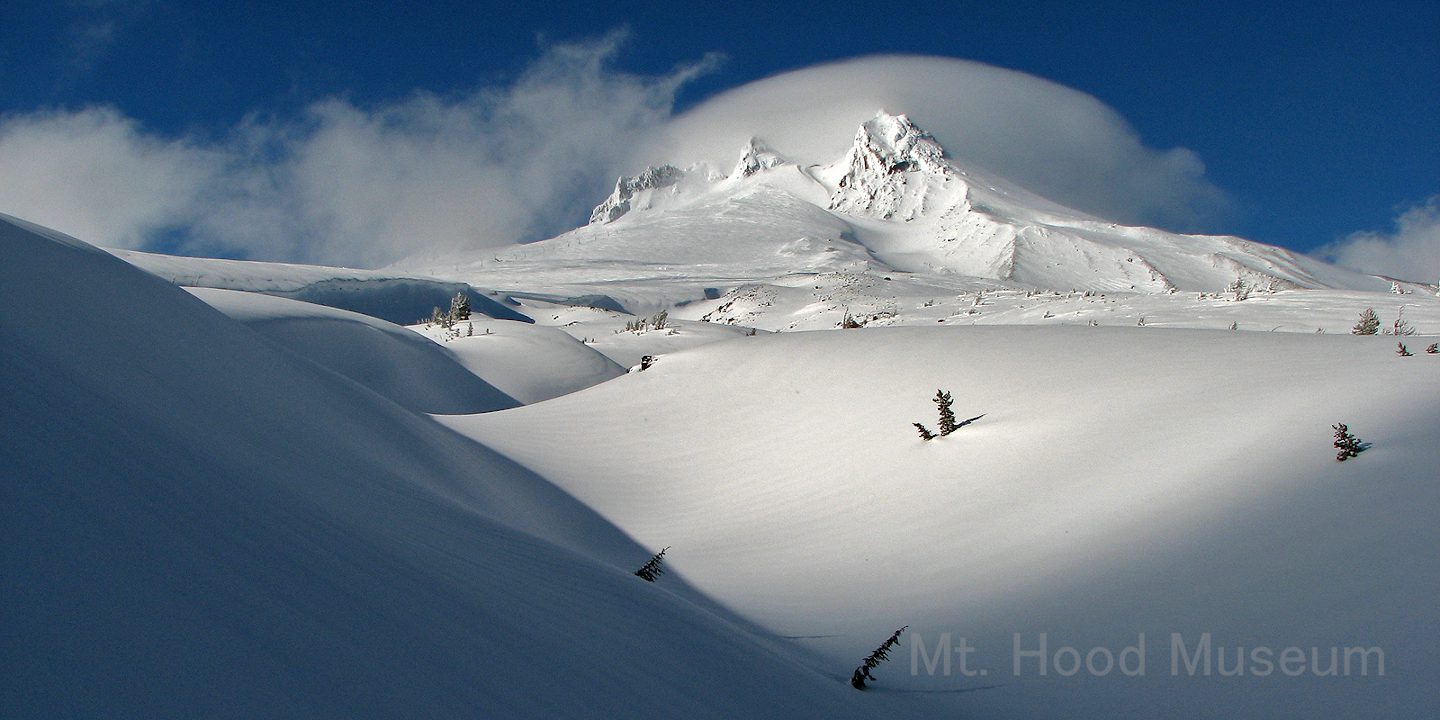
<box><xmin>1319</xmin><ymin>197</ymin><xmax>1440</xmax><ymax>283</ymax></box>
<box><xmin>0</xmin><ymin>107</ymin><xmax>224</xmax><ymax>247</ymax></box>
<box><xmin>0</xmin><ymin>30</ymin><xmax>717</xmax><ymax>267</ymax></box>
<box><xmin>635</xmin><ymin>55</ymin><xmax>1231</xmax><ymax>231</ymax></box>
<box><xmin>0</xmin><ymin>44</ymin><xmax>1234</xmax><ymax>268</ymax></box>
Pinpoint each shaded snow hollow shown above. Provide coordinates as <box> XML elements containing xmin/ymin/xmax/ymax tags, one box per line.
<box><xmin>1</xmin><ymin>214</ymin><xmax>934</xmax><ymax>719</ymax></box>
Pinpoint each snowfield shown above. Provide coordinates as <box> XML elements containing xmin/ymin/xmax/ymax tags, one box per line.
<box><xmin>444</xmin><ymin>326</ymin><xmax>1439</xmax><ymax>718</ymax></box>
<box><xmin>3</xmin><ymin>110</ymin><xmax>1437</xmax><ymax>720</ymax></box>
<box><xmin>0</xmin><ymin>215</ymin><xmax>930</xmax><ymax>719</ymax></box>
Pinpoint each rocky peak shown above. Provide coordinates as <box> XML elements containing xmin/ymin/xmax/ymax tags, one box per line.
<box><xmin>589</xmin><ymin>165</ymin><xmax>687</xmax><ymax>225</ymax></box>
<box><xmin>829</xmin><ymin>112</ymin><xmax>959</xmax><ymax>220</ymax></box>
<box><xmin>731</xmin><ymin>138</ymin><xmax>786</xmax><ymax>179</ymax></box>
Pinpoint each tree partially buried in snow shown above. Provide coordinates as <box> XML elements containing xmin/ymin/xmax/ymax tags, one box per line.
<box><xmin>634</xmin><ymin>547</ymin><xmax>670</xmax><ymax>582</ymax></box>
<box><xmin>914</xmin><ymin>389</ymin><xmax>984</xmax><ymax>440</ymax></box>
<box><xmin>850</xmin><ymin>626</ymin><xmax>908</xmax><ymax>690</ymax></box>
<box><xmin>1333</xmin><ymin>423</ymin><xmax>1365</xmax><ymax>462</ymax></box>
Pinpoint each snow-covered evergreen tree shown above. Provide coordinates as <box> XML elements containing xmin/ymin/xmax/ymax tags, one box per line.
<box><xmin>450</xmin><ymin>292</ymin><xmax>471</xmax><ymax>321</ymax></box>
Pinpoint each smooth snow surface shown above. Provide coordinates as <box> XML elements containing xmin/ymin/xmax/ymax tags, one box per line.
<box><xmin>116</xmin><ymin>247</ymin><xmax>529</xmax><ymax>325</ymax></box>
<box><xmin>411</xmin><ymin>318</ymin><xmax>627</xmax><ymax>405</ymax></box>
<box><xmin>189</xmin><ymin>287</ymin><xmax>520</xmax><ymax>413</ymax></box>
<box><xmin>447</xmin><ymin>326</ymin><xmax>1440</xmax><ymax>718</ymax></box>
<box><xmin>1</xmin><ymin>214</ymin><xmax>933</xmax><ymax>719</ymax></box>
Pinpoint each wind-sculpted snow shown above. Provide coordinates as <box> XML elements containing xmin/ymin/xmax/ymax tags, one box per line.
<box><xmin>0</xmin><ymin>214</ymin><xmax>919</xmax><ymax>719</ymax></box>
<box><xmin>115</xmin><ymin>248</ymin><xmax>530</xmax><ymax>325</ymax></box>
<box><xmin>449</xmin><ymin>326</ymin><xmax>1440</xmax><ymax>719</ymax></box>
<box><xmin>189</xmin><ymin>287</ymin><xmax>520</xmax><ymax>413</ymax></box>
<box><xmin>410</xmin><ymin>318</ymin><xmax>627</xmax><ymax>404</ymax></box>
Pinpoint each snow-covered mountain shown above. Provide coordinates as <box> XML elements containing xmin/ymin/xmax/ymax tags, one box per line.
<box><xmin>6</xmin><ymin>188</ymin><xmax>1437</xmax><ymax>717</ymax></box>
<box><xmin>451</xmin><ymin>112</ymin><xmax>1399</xmax><ymax>302</ymax></box>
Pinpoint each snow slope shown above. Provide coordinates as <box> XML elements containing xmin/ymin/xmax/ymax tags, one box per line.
<box><xmin>446</xmin><ymin>325</ymin><xmax>1440</xmax><ymax>719</ymax></box>
<box><xmin>0</xmin><ymin>214</ymin><xmax>935</xmax><ymax>719</ymax></box>
<box><xmin>410</xmin><ymin>318</ymin><xmax>627</xmax><ymax>405</ymax></box>
<box><xmin>115</xmin><ymin>247</ymin><xmax>530</xmax><ymax>325</ymax></box>
<box><xmin>189</xmin><ymin>287</ymin><xmax>519</xmax><ymax>413</ymax></box>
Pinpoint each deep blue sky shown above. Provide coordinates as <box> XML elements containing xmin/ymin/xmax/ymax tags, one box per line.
<box><xmin>3</xmin><ymin>0</ymin><xmax>1437</xmax><ymax>255</ymax></box>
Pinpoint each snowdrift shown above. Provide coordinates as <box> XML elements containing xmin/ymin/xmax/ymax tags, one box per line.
<box><xmin>449</xmin><ymin>325</ymin><xmax>1440</xmax><ymax>718</ymax></box>
<box><xmin>0</xmin><ymin>214</ymin><xmax>904</xmax><ymax>719</ymax></box>
<box><xmin>190</xmin><ymin>287</ymin><xmax>519</xmax><ymax>414</ymax></box>
<box><xmin>115</xmin><ymin>248</ymin><xmax>530</xmax><ymax>325</ymax></box>
<box><xmin>411</xmin><ymin>319</ymin><xmax>626</xmax><ymax>405</ymax></box>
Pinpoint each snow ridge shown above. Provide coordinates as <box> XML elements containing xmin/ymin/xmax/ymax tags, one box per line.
<box><xmin>589</xmin><ymin>164</ymin><xmax>687</xmax><ymax>224</ymax></box>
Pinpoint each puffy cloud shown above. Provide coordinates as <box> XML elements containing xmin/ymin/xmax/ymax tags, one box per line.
<box><xmin>0</xmin><ymin>107</ymin><xmax>224</xmax><ymax>248</ymax></box>
<box><xmin>1319</xmin><ymin>197</ymin><xmax>1440</xmax><ymax>283</ymax></box>
<box><xmin>0</xmin><ymin>30</ymin><xmax>717</xmax><ymax>267</ymax></box>
<box><xmin>635</xmin><ymin>55</ymin><xmax>1231</xmax><ymax>231</ymax></box>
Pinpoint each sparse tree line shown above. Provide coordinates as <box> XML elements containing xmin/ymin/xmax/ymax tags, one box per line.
<box><xmin>620</xmin><ymin>310</ymin><xmax>673</xmax><ymax>334</ymax></box>
<box><xmin>1350</xmin><ymin>307</ymin><xmax>1436</xmax><ymax>356</ymax></box>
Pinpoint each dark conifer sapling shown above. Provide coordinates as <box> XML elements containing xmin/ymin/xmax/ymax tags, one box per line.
<box><xmin>914</xmin><ymin>389</ymin><xmax>984</xmax><ymax>440</ymax></box>
<box><xmin>850</xmin><ymin>626</ymin><xmax>908</xmax><ymax>690</ymax></box>
<box><xmin>935</xmin><ymin>390</ymin><xmax>957</xmax><ymax>436</ymax></box>
<box><xmin>1333</xmin><ymin>423</ymin><xmax>1364</xmax><ymax>462</ymax></box>
<box><xmin>634</xmin><ymin>547</ymin><xmax>670</xmax><ymax>582</ymax></box>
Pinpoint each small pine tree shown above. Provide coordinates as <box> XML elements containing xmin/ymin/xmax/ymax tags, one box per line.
<box><xmin>1396</xmin><ymin>341</ymin><xmax>1412</xmax><ymax>356</ymax></box>
<box><xmin>1352</xmin><ymin>308</ymin><xmax>1380</xmax><ymax>335</ymax></box>
<box><xmin>1333</xmin><ymin>423</ymin><xmax>1364</xmax><ymax>461</ymax></box>
<box><xmin>431</xmin><ymin>306</ymin><xmax>450</xmax><ymax>330</ymax></box>
<box><xmin>935</xmin><ymin>390</ymin><xmax>957</xmax><ymax>436</ymax></box>
<box><xmin>914</xmin><ymin>389</ymin><xmax>983</xmax><ymax>440</ymax></box>
<box><xmin>634</xmin><ymin>547</ymin><xmax>669</xmax><ymax>582</ymax></box>
<box><xmin>851</xmin><ymin>626</ymin><xmax>908</xmax><ymax>690</ymax></box>
<box><xmin>450</xmin><ymin>292</ymin><xmax>471</xmax><ymax>321</ymax></box>
<box><xmin>1389</xmin><ymin>308</ymin><xmax>1416</xmax><ymax>336</ymax></box>
<box><xmin>1226</xmin><ymin>276</ymin><xmax>1251</xmax><ymax>301</ymax></box>
<box><xmin>651</xmin><ymin>310</ymin><xmax>668</xmax><ymax>330</ymax></box>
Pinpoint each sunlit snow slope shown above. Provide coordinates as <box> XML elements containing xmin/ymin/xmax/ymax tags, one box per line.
<box><xmin>447</xmin><ymin>325</ymin><xmax>1440</xmax><ymax>719</ymax></box>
